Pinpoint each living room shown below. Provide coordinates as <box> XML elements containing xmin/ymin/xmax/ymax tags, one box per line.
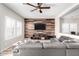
<box><xmin>0</xmin><ymin>3</ymin><xmax>79</xmax><ymax>56</ymax></box>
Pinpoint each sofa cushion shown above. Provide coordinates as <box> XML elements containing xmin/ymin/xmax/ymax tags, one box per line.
<box><xmin>65</xmin><ymin>43</ymin><xmax>79</xmax><ymax>48</ymax></box>
<box><xmin>72</xmin><ymin>39</ymin><xmax>79</xmax><ymax>43</ymax></box>
<box><xmin>58</xmin><ymin>36</ymin><xmax>72</xmax><ymax>42</ymax></box>
<box><xmin>43</xmin><ymin>42</ymin><xmax>66</xmax><ymax>48</ymax></box>
<box><xmin>50</xmin><ymin>38</ymin><xmax>59</xmax><ymax>43</ymax></box>
<box><xmin>18</xmin><ymin>42</ymin><xmax>42</xmax><ymax>49</ymax></box>
<box><xmin>62</xmin><ymin>40</ymin><xmax>76</xmax><ymax>43</ymax></box>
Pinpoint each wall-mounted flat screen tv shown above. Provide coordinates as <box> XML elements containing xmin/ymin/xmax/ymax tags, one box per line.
<box><xmin>34</xmin><ymin>23</ymin><xmax>46</xmax><ymax>30</ymax></box>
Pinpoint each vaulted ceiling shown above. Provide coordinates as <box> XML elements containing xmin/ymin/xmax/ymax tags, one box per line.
<box><xmin>63</xmin><ymin>6</ymin><xmax>79</xmax><ymax>18</ymax></box>
<box><xmin>3</xmin><ymin>3</ymin><xmax>74</xmax><ymax>18</ymax></box>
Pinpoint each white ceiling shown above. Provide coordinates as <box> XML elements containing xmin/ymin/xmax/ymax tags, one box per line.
<box><xmin>4</xmin><ymin>3</ymin><xmax>74</xmax><ymax>18</ymax></box>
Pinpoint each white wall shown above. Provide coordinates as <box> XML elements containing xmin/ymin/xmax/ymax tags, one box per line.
<box><xmin>55</xmin><ymin>17</ymin><xmax>60</xmax><ymax>38</ymax></box>
<box><xmin>0</xmin><ymin>14</ymin><xmax>5</xmax><ymax>51</ymax></box>
<box><xmin>0</xmin><ymin>4</ymin><xmax>24</xmax><ymax>52</ymax></box>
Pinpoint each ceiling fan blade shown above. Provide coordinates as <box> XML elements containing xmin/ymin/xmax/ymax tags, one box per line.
<box><xmin>40</xmin><ymin>7</ymin><xmax>50</xmax><ymax>9</ymax></box>
<box><xmin>31</xmin><ymin>9</ymin><xmax>38</xmax><ymax>12</ymax></box>
<box><xmin>27</xmin><ymin>3</ymin><xmax>37</xmax><ymax>8</ymax></box>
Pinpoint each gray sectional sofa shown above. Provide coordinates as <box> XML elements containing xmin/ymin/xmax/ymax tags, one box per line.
<box><xmin>13</xmin><ymin>42</ymin><xmax>66</xmax><ymax>56</ymax></box>
<box><xmin>13</xmin><ymin>36</ymin><xmax>79</xmax><ymax>56</ymax></box>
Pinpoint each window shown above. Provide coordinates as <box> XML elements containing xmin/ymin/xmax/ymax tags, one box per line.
<box><xmin>5</xmin><ymin>16</ymin><xmax>22</xmax><ymax>40</ymax></box>
<box><xmin>62</xmin><ymin>23</ymin><xmax>70</xmax><ymax>34</ymax></box>
<box><xmin>16</xmin><ymin>20</ymin><xmax>22</xmax><ymax>36</ymax></box>
<box><xmin>70</xmin><ymin>23</ymin><xmax>77</xmax><ymax>33</ymax></box>
<box><xmin>62</xmin><ymin>23</ymin><xmax>77</xmax><ymax>34</ymax></box>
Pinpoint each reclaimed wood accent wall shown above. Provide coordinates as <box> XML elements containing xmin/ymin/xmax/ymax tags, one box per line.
<box><xmin>24</xmin><ymin>19</ymin><xmax>55</xmax><ymax>38</ymax></box>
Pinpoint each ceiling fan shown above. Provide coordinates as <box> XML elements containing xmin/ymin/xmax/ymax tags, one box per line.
<box><xmin>23</xmin><ymin>3</ymin><xmax>50</xmax><ymax>13</ymax></box>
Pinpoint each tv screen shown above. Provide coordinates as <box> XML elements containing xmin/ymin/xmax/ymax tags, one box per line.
<box><xmin>34</xmin><ymin>23</ymin><xmax>46</xmax><ymax>30</ymax></box>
